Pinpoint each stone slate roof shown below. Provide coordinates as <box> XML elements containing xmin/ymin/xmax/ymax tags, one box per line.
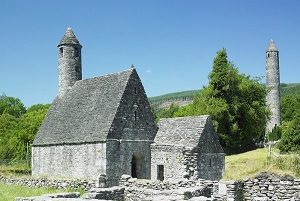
<box><xmin>33</xmin><ymin>69</ymin><xmax>135</xmax><ymax>146</ymax></box>
<box><xmin>58</xmin><ymin>27</ymin><xmax>81</xmax><ymax>47</ymax></box>
<box><xmin>154</xmin><ymin>115</ymin><xmax>213</xmax><ymax>148</ymax></box>
<box><xmin>266</xmin><ymin>40</ymin><xmax>278</xmax><ymax>52</ymax></box>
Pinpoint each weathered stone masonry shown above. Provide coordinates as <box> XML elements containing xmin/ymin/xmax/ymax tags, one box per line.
<box><xmin>266</xmin><ymin>40</ymin><xmax>280</xmax><ymax>134</ymax></box>
<box><xmin>151</xmin><ymin>116</ymin><xmax>225</xmax><ymax>182</ymax></box>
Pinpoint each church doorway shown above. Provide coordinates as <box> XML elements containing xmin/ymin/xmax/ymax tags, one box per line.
<box><xmin>131</xmin><ymin>154</ymin><xmax>143</xmax><ymax>178</ymax></box>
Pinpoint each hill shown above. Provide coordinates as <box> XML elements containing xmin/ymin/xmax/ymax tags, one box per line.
<box><xmin>223</xmin><ymin>148</ymin><xmax>300</xmax><ymax>180</ymax></box>
<box><xmin>149</xmin><ymin>83</ymin><xmax>300</xmax><ymax>111</ymax></box>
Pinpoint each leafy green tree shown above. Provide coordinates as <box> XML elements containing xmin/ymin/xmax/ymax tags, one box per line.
<box><xmin>0</xmin><ymin>114</ymin><xmax>19</xmax><ymax>160</ymax></box>
<box><xmin>0</xmin><ymin>96</ymin><xmax>26</xmax><ymax>118</ymax></box>
<box><xmin>12</xmin><ymin>107</ymin><xmax>49</xmax><ymax>160</ymax></box>
<box><xmin>26</xmin><ymin>104</ymin><xmax>51</xmax><ymax>113</ymax></box>
<box><xmin>0</xmin><ymin>101</ymin><xmax>50</xmax><ymax>162</ymax></box>
<box><xmin>281</xmin><ymin>94</ymin><xmax>300</xmax><ymax>122</ymax></box>
<box><xmin>278</xmin><ymin>113</ymin><xmax>300</xmax><ymax>153</ymax></box>
<box><xmin>160</xmin><ymin>49</ymin><xmax>269</xmax><ymax>153</ymax></box>
<box><xmin>156</xmin><ymin>103</ymin><xmax>179</xmax><ymax>120</ymax></box>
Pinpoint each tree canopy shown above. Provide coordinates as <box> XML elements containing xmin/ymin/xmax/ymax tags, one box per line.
<box><xmin>157</xmin><ymin>49</ymin><xmax>269</xmax><ymax>154</ymax></box>
<box><xmin>0</xmin><ymin>99</ymin><xmax>50</xmax><ymax>163</ymax></box>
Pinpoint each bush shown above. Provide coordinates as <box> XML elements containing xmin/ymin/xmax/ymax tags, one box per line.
<box><xmin>268</xmin><ymin>125</ymin><xmax>282</xmax><ymax>141</ymax></box>
<box><xmin>278</xmin><ymin>114</ymin><xmax>300</xmax><ymax>153</ymax></box>
<box><xmin>273</xmin><ymin>154</ymin><xmax>300</xmax><ymax>177</ymax></box>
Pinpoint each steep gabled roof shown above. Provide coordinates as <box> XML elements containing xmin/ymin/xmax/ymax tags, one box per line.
<box><xmin>154</xmin><ymin>115</ymin><xmax>223</xmax><ymax>153</ymax></box>
<box><xmin>33</xmin><ymin>69</ymin><xmax>134</xmax><ymax>146</ymax></box>
<box><xmin>155</xmin><ymin>116</ymin><xmax>210</xmax><ymax>148</ymax></box>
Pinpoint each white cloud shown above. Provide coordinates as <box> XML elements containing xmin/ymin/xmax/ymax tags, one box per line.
<box><xmin>146</xmin><ymin>69</ymin><xmax>152</xmax><ymax>73</ymax></box>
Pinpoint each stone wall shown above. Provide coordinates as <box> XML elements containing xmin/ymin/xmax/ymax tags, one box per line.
<box><xmin>197</xmin><ymin>153</ymin><xmax>225</xmax><ymax>181</ymax></box>
<box><xmin>243</xmin><ymin>172</ymin><xmax>300</xmax><ymax>200</ymax></box>
<box><xmin>32</xmin><ymin>143</ymin><xmax>106</xmax><ymax>180</ymax></box>
<box><xmin>106</xmin><ymin>140</ymin><xmax>152</xmax><ymax>187</ymax></box>
<box><xmin>0</xmin><ymin>175</ymin><xmax>95</xmax><ymax>191</ymax></box>
<box><xmin>105</xmin><ymin>69</ymin><xmax>158</xmax><ymax>186</ymax></box>
<box><xmin>151</xmin><ymin>145</ymin><xmax>225</xmax><ymax>182</ymax></box>
<box><xmin>119</xmin><ymin>175</ymin><xmax>214</xmax><ymax>200</ymax></box>
<box><xmin>151</xmin><ymin>145</ymin><xmax>186</xmax><ymax>180</ymax></box>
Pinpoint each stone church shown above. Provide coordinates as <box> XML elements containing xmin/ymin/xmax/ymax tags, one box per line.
<box><xmin>32</xmin><ymin>28</ymin><xmax>224</xmax><ymax>186</ymax></box>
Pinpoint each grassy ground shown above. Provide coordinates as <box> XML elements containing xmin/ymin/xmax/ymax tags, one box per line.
<box><xmin>0</xmin><ymin>163</ymin><xmax>31</xmax><ymax>178</ymax></box>
<box><xmin>223</xmin><ymin>148</ymin><xmax>298</xmax><ymax>180</ymax></box>
<box><xmin>0</xmin><ymin>183</ymin><xmax>64</xmax><ymax>201</ymax></box>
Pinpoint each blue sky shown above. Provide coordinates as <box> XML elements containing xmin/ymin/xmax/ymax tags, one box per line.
<box><xmin>1</xmin><ymin>0</ymin><xmax>299</xmax><ymax>107</ymax></box>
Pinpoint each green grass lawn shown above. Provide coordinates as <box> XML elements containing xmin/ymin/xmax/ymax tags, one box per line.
<box><xmin>223</xmin><ymin>148</ymin><xmax>298</xmax><ymax>180</ymax></box>
<box><xmin>0</xmin><ymin>183</ymin><xmax>65</xmax><ymax>201</ymax></box>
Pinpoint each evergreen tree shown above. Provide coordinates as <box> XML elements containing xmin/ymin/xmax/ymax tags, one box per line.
<box><xmin>160</xmin><ymin>48</ymin><xmax>269</xmax><ymax>153</ymax></box>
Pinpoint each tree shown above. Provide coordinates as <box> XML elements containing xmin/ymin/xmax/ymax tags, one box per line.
<box><xmin>0</xmin><ymin>114</ymin><xmax>19</xmax><ymax>160</ymax></box>
<box><xmin>206</xmin><ymin>50</ymin><xmax>268</xmax><ymax>153</ymax></box>
<box><xmin>161</xmin><ymin>49</ymin><xmax>269</xmax><ymax>153</ymax></box>
<box><xmin>278</xmin><ymin>94</ymin><xmax>300</xmax><ymax>153</ymax></box>
<box><xmin>0</xmin><ymin>102</ymin><xmax>50</xmax><ymax>162</ymax></box>
<box><xmin>278</xmin><ymin>113</ymin><xmax>300</xmax><ymax>153</ymax></box>
<box><xmin>0</xmin><ymin>96</ymin><xmax>26</xmax><ymax>118</ymax></box>
<box><xmin>10</xmin><ymin>107</ymin><xmax>49</xmax><ymax>160</ymax></box>
<box><xmin>26</xmin><ymin>104</ymin><xmax>51</xmax><ymax>113</ymax></box>
<box><xmin>156</xmin><ymin>103</ymin><xmax>179</xmax><ymax>120</ymax></box>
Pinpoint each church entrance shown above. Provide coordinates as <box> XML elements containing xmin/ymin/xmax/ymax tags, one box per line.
<box><xmin>131</xmin><ymin>154</ymin><xmax>143</xmax><ymax>178</ymax></box>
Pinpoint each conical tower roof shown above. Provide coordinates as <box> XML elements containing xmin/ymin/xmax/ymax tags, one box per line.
<box><xmin>266</xmin><ymin>39</ymin><xmax>278</xmax><ymax>52</ymax></box>
<box><xmin>58</xmin><ymin>27</ymin><xmax>81</xmax><ymax>47</ymax></box>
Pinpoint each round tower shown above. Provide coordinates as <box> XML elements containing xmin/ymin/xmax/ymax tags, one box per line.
<box><xmin>266</xmin><ymin>40</ymin><xmax>280</xmax><ymax>134</ymax></box>
<box><xmin>58</xmin><ymin>27</ymin><xmax>82</xmax><ymax>97</ymax></box>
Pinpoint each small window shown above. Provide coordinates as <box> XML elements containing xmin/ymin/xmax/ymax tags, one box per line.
<box><xmin>134</xmin><ymin>87</ymin><xmax>137</xmax><ymax>94</ymax></box>
<box><xmin>74</xmin><ymin>47</ymin><xmax>79</xmax><ymax>57</ymax></box>
<box><xmin>157</xmin><ymin>165</ymin><xmax>164</xmax><ymax>181</ymax></box>
<box><xmin>267</xmin><ymin>53</ymin><xmax>270</xmax><ymax>58</ymax></box>
<box><xmin>59</xmin><ymin>48</ymin><xmax>63</xmax><ymax>57</ymax></box>
<box><xmin>209</xmin><ymin>158</ymin><xmax>212</xmax><ymax>167</ymax></box>
<box><xmin>134</xmin><ymin>111</ymin><xmax>137</xmax><ymax>121</ymax></box>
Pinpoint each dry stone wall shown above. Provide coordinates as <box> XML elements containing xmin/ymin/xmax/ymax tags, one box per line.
<box><xmin>243</xmin><ymin>172</ymin><xmax>300</xmax><ymax>200</ymax></box>
<box><xmin>0</xmin><ymin>175</ymin><xmax>95</xmax><ymax>191</ymax></box>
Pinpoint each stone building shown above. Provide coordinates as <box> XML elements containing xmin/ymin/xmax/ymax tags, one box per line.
<box><xmin>32</xmin><ymin>28</ymin><xmax>225</xmax><ymax>186</ymax></box>
<box><xmin>32</xmin><ymin>28</ymin><xmax>158</xmax><ymax>186</ymax></box>
<box><xmin>151</xmin><ymin>116</ymin><xmax>225</xmax><ymax>181</ymax></box>
<box><xmin>266</xmin><ymin>40</ymin><xmax>280</xmax><ymax>134</ymax></box>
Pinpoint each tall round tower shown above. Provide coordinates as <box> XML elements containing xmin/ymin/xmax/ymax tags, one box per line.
<box><xmin>266</xmin><ymin>40</ymin><xmax>280</xmax><ymax>134</ymax></box>
<box><xmin>58</xmin><ymin>27</ymin><xmax>82</xmax><ymax>97</ymax></box>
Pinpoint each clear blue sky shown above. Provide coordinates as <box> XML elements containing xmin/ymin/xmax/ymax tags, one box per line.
<box><xmin>1</xmin><ymin>0</ymin><xmax>299</xmax><ymax>107</ymax></box>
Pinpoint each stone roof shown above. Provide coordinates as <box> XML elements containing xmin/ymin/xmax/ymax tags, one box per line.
<box><xmin>154</xmin><ymin>115</ymin><xmax>210</xmax><ymax>148</ymax></box>
<box><xmin>33</xmin><ymin>69</ymin><xmax>135</xmax><ymax>146</ymax></box>
<box><xmin>58</xmin><ymin>27</ymin><xmax>81</xmax><ymax>47</ymax></box>
<box><xmin>266</xmin><ymin>39</ymin><xmax>278</xmax><ymax>52</ymax></box>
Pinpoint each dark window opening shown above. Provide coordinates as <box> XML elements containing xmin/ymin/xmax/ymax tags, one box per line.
<box><xmin>209</xmin><ymin>158</ymin><xmax>212</xmax><ymax>167</ymax></box>
<box><xmin>267</xmin><ymin>53</ymin><xmax>270</xmax><ymax>58</ymax></box>
<box><xmin>157</xmin><ymin>165</ymin><xmax>164</xmax><ymax>181</ymax></box>
<box><xmin>131</xmin><ymin>155</ymin><xmax>137</xmax><ymax>178</ymax></box>
<box><xmin>134</xmin><ymin>111</ymin><xmax>137</xmax><ymax>121</ymax></box>
<box><xmin>134</xmin><ymin>87</ymin><xmax>137</xmax><ymax>94</ymax></box>
<box><xmin>59</xmin><ymin>48</ymin><xmax>63</xmax><ymax>57</ymax></box>
<box><xmin>74</xmin><ymin>47</ymin><xmax>79</xmax><ymax>57</ymax></box>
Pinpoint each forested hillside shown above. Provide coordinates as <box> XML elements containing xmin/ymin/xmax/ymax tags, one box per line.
<box><xmin>149</xmin><ymin>83</ymin><xmax>300</xmax><ymax>111</ymax></box>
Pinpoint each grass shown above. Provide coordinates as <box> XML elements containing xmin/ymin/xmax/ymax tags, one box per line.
<box><xmin>0</xmin><ymin>163</ymin><xmax>31</xmax><ymax>178</ymax></box>
<box><xmin>0</xmin><ymin>183</ymin><xmax>65</xmax><ymax>201</ymax></box>
<box><xmin>223</xmin><ymin>148</ymin><xmax>298</xmax><ymax>180</ymax></box>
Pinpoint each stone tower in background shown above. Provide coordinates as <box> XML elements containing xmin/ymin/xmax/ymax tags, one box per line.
<box><xmin>58</xmin><ymin>27</ymin><xmax>82</xmax><ymax>97</ymax></box>
<box><xmin>266</xmin><ymin>40</ymin><xmax>280</xmax><ymax>134</ymax></box>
